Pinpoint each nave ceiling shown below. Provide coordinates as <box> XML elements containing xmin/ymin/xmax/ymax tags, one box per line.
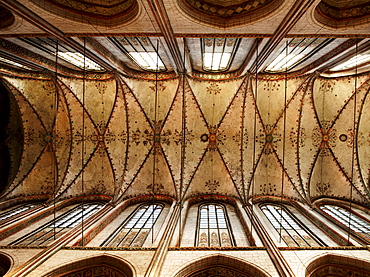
<box><xmin>0</xmin><ymin>0</ymin><xmax>370</xmax><ymax>207</ymax></box>
<box><xmin>1</xmin><ymin>70</ymin><xmax>370</xmax><ymax>207</ymax></box>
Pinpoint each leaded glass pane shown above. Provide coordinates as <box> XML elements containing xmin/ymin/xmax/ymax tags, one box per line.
<box><xmin>261</xmin><ymin>204</ymin><xmax>325</xmax><ymax>247</ymax></box>
<box><xmin>196</xmin><ymin>203</ymin><xmax>233</xmax><ymax>247</ymax></box>
<box><xmin>321</xmin><ymin>205</ymin><xmax>370</xmax><ymax>240</ymax></box>
<box><xmin>0</xmin><ymin>203</ymin><xmax>38</xmax><ymax>222</ymax></box>
<box><xmin>10</xmin><ymin>203</ymin><xmax>103</xmax><ymax>246</ymax></box>
<box><xmin>103</xmin><ymin>203</ymin><xmax>163</xmax><ymax>247</ymax></box>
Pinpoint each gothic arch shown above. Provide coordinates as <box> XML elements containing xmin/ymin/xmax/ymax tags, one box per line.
<box><xmin>172</xmin><ymin>254</ymin><xmax>271</xmax><ymax>277</ymax></box>
<box><xmin>42</xmin><ymin>254</ymin><xmax>136</xmax><ymax>277</ymax></box>
<box><xmin>305</xmin><ymin>253</ymin><xmax>370</xmax><ymax>277</ymax></box>
<box><xmin>313</xmin><ymin>197</ymin><xmax>370</xmax><ymax>245</ymax></box>
<box><xmin>180</xmin><ymin>195</ymin><xmax>253</xmax><ymax>247</ymax></box>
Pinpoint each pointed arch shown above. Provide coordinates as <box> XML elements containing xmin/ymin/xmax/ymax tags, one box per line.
<box><xmin>305</xmin><ymin>253</ymin><xmax>370</xmax><ymax>277</ymax></box>
<box><xmin>42</xmin><ymin>254</ymin><xmax>135</xmax><ymax>277</ymax></box>
<box><xmin>172</xmin><ymin>254</ymin><xmax>271</xmax><ymax>277</ymax></box>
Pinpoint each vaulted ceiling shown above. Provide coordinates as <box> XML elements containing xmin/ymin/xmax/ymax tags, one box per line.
<box><xmin>1</xmin><ymin>0</ymin><xmax>370</xmax><ymax>207</ymax></box>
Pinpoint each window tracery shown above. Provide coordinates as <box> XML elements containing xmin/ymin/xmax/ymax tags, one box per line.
<box><xmin>202</xmin><ymin>38</ymin><xmax>239</xmax><ymax>72</ymax></box>
<box><xmin>101</xmin><ymin>203</ymin><xmax>163</xmax><ymax>247</ymax></box>
<box><xmin>196</xmin><ymin>203</ymin><xmax>234</xmax><ymax>247</ymax></box>
<box><xmin>260</xmin><ymin>204</ymin><xmax>326</xmax><ymax>247</ymax></box>
<box><xmin>320</xmin><ymin>204</ymin><xmax>370</xmax><ymax>242</ymax></box>
<box><xmin>10</xmin><ymin>203</ymin><xmax>103</xmax><ymax>246</ymax></box>
<box><xmin>110</xmin><ymin>37</ymin><xmax>166</xmax><ymax>72</ymax></box>
<box><xmin>0</xmin><ymin>203</ymin><xmax>38</xmax><ymax>222</ymax></box>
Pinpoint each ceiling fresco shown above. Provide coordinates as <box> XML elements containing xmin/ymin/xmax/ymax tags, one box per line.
<box><xmin>0</xmin><ymin>67</ymin><xmax>369</xmax><ymax>206</ymax></box>
<box><xmin>177</xmin><ymin>0</ymin><xmax>284</xmax><ymax>27</ymax></box>
<box><xmin>314</xmin><ymin>0</ymin><xmax>370</xmax><ymax>28</ymax></box>
<box><xmin>28</xmin><ymin>0</ymin><xmax>139</xmax><ymax>27</ymax></box>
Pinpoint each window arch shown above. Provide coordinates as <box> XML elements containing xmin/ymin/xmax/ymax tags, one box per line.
<box><xmin>10</xmin><ymin>202</ymin><xmax>103</xmax><ymax>246</ymax></box>
<box><xmin>320</xmin><ymin>204</ymin><xmax>370</xmax><ymax>242</ymax></box>
<box><xmin>260</xmin><ymin>204</ymin><xmax>326</xmax><ymax>247</ymax></box>
<box><xmin>196</xmin><ymin>203</ymin><xmax>234</xmax><ymax>247</ymax></box>
<box><xmin>101</xmin><ymin>203</ymin><xmax>163</xmax><ymax>247</ymax></box>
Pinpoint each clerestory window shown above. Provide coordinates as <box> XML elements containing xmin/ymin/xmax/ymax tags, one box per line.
<box><xmin>260</xmin><ymin>204</ymin><xmax>326</xmax><ymax>247</ymax></box>
<box><xmin>265</xmin><ymin>38</ymin><xmax>331</xmax><ymax>72</ymax></box>
<box><xmin>19</xmin><ymin>37</ymin><xmax>103</xmax><ymax>71</ymax></box>
<box><xmin>196</xmin><ymin>203</ymin><xmax>234</xmax><ymax>247</ymax></box>
<box><xmin>9</xmin><ymin>202</ymin><xmax>103</xmax><ymax>246</ymax></box>
<box><xmin>320</xmin><ymin>204</ymin><xmax>370</xmax><ymax>242</ymax></box>
<box><xmin>0</xmin><ymin>203</ymin><xmax>39</xmax><ymax>223</ymax></box>
<box><xmin>101</xmin><ymin>203</ymin><xmax>163</xmax><ymax>247</ymax></box>
<box><xmin>110</xmin><ymin>37</ymin><xmax>166</xmax><ymax>72</ymax></box>
<box><xmin>202</xmin><ymin>38</ymin><xmax>238</xmax><ymax>72</ymax></box>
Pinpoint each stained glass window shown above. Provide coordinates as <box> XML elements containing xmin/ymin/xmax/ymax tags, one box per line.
<box><xmin>320</xmin><ymin>204</ymin><xmax>370</xmax><ymax>241</ymax></box>
<box><xmin>102</xmin><ymin>203</ymin><xmax>163</xmax><ymax>247</ymax></box>
<box><xmin>260</xmin><ymin>204</ymin><xmax>326</xmax><ymax>247</ymax></box>
<box><xmin>196</xmin><ymin>203</ymin><xmax>234</xmax><ymax>247</ymax></box>
<box><xmin>0</xmin><ymin>203</ymin><xmax>38</xmax><ymax>223</ymax></box>
<box><xmin>10</xmin><ymin>203</ymin><xmax>103</xmax><ymax>246</ymax></box>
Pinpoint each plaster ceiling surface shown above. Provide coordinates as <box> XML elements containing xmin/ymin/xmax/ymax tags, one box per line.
<box><xmin>0</xmin><ymin>0</ymin><xmax>370</xmax><ymax>207</ymax></box>
<box><xmin>322</xmin><ymin>0</ymin><xmax>370</xmax><ymax>7</ymax></box>
<box><xmin>314</xmin><ymin>0</ymin><xmax>370</xmax><ymax>28</ymax></box>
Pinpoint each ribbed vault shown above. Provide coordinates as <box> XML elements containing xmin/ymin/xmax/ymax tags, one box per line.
<box><xmin>1</xmin><ymin>70</ymin><xmax>370</xmax><ymax>206</ymax></box>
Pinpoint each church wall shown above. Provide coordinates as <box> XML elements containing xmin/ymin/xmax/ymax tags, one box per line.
<box><xmin>178</xmin><ymin>203</ymin><xmax>196</xmax><ymax>247</ymax></box>
<box><xmin>0</xmin><ymin>199</ymin><xmax>369</xmax><ymax>276</ymax></box>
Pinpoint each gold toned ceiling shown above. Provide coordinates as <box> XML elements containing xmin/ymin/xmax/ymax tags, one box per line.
<box><xmin>315</xmin><ymin>0</ymin><xmax>370</xmax><ymax>28</ymax></box>
<box><xmin>28</xmin><ymin>0</ymin><xmax>139</xmax><ymax>27</ymax></box>
<box><xmin>1</xmin><ymin>70</ymin><xmax>369</xmax><ymax>207</ymax></box>
<box><xmin>177</xmin><ymin>0</ymin><xmax>283</xmax><ymax>27</ymax></box>
<box><xmin>0</xmin><ymin>0</ymin><xmax>370</xmax><ymax>207</ymax></box>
